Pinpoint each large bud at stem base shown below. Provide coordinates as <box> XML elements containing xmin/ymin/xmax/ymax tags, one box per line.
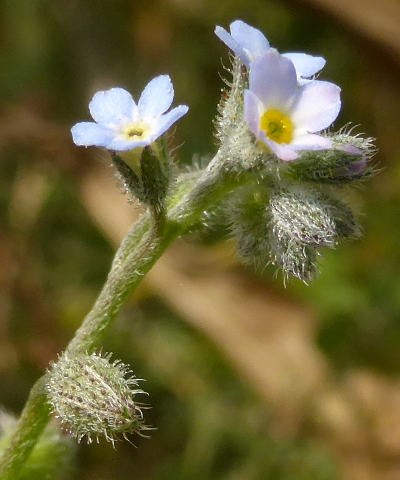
<box><xmin>46</xmin><ymin>352</ymin><xmax>149</xmax><ymax>445</ymax></box>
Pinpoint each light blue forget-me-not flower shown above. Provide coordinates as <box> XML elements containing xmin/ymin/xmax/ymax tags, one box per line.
<box><xmin>71</xmin><ymin>75</ymin><xmax>188</xmax><ymax>151</ymax></box>
<box><xmin>244</xmin><ymin>49</ymin><xmax>341</xmax><ymax>161</ymax></box>
<box><xmin>215</xmin><ymin>19</ymin><xmax>326</xmax><ymax>84</ymax></box>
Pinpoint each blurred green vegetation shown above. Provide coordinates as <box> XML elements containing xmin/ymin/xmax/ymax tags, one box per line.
<box><xmin>0</xmin><ymin>414</ymin><xmax>76</xmax><ymax>480</ymax></box>
<box><xmin>1</xmin><ymin>0</ymin><xmax>400</xmax><ymax>478</ymax></box>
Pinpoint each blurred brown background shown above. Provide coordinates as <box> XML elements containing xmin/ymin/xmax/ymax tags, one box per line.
<box><xmin>1</xmin><ymin>0</ymin><xmax>400</xmax><ymax>479</ymax></box>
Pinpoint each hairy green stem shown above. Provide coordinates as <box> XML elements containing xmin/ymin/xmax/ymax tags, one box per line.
<box><xmin>65</xmin><ymin>213</ymin><xmax>175</xmax><ymax>354</ymax></box>
<box><xmin>0</xmin><ymin>155</ymin><xmax>244</xmax><ymax>478</ymax></box>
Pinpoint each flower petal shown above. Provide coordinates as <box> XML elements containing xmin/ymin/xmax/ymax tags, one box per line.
<box><xmin>153</xmin><ymin>105</ymin><xmax>189</xmax><ymax>140</ymax></box>
<box><xmin>244</xmin><ymin>89</ymin><xmax>262</xmax><ymax>136</ymax></box>
<box><xmin>290</xmin><ymin>133</ymin><xmax>332</xmax><ymax>151</ymax></box>
<box><xmin>290</xmin><ymin>80</ymin><xmax>341</xmax><ymax>133</ymax></box>
<box><xmin>249</xmin><ymin>50</ymin><xmax>297</xmax><ymax>109</ymax></box>
<box><xmin>282</xmin><ymin>53</ymin><xmax>325</xmax><ymax>78</ymax></box>
<box><xmin>89</xmin><ymin>88</ymin><xmax>137</xmax><ymax>127</ymax></box>
<box><xmin>138</xmin><ymin>75</ymin><xmax>174</xmax><ymax>119</ymax></box>
<box><xmin>71</xmin><ymin>122</ymin><xmax>114</xmax><ymax>147</ymax></box>
<box><xmin>107</xmin><ymin>138</ymin><xmax>150</xmax><ymax>151</ymax></box>
<box><xmin>229</xmin><ymin>20</ymin><xmax>269</xmax><ymax>63</ymax></box>
<box><xmin>215</xmin><ymin>25</ymin><xmax>249</xmax><ymax>67</ymax></box>
<box><xmin>259</xmin><ymin>132</ymin><xmax>298</xmax><ymax>161</ymax></box>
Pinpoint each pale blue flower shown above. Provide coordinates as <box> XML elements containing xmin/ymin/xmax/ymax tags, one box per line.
<box><xmin>244</xmin><ymin>50</ymin><xmax>341</xmax><ymax>161</ymax></box>
<box><xmin>71</xmin><ymin>75</ymin><xmax>188</xmax><ymax>151</ymax></box>
<box><xmin>215</xmin><ymin>20</ymin><xmax>325</xmax><ymax>84</ymax></box>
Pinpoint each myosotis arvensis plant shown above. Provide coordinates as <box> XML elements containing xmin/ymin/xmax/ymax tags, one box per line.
<box><xmin>0</xmin><ymin>19</ymin><xmax>376</xmax><ymax>478</ymax></box>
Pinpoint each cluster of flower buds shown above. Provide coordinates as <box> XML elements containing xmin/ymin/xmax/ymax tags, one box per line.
<box><xmin>46</xmin><ymin>352</ymin><xmax>149</xmax><ymax>445</ymax></box>
<box><xmin>71</xmin><ymin>19</ymin><xmax>375</xmax><ymax>282</ymax></box>
<box><xmin>213</xmin><ymin>20</ymin><xmax>375</xmax><ymax>281</ymax></box>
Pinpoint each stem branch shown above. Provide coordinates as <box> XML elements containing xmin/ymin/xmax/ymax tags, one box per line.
<box><xmin>0</xmin><ymin>154</ymin><xmax>244</xmax><ymax>478</ymax></box>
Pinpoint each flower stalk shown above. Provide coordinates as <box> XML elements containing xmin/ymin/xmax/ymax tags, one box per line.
<box><xmin>0</xmin><ymin>153</ymin><xmax>246</xmax><ymax>479</ymax></box>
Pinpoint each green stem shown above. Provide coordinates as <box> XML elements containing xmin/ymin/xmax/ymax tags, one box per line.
<box><xmin>0</xmin><ymin>155</ymin><xmax>244</xmax><ymax>478</ymax></box>
<box><xmin>0</xmin><ymin>377</ymin><xmax>51</xmax><ymax>480</ymax></box>
<box><xmin>65</xmin><ymin>212</ymin><xmax>175</xmax><ymax>355</ymax></box>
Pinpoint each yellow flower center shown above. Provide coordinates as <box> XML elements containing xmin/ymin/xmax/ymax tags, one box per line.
<box><xmin>122</xmin><ymin>122</ymin><xmax>149</xmax><ymax>140</ymax></box>
<box><xmin>260</xmin><ymin>109</ymin><xmax>293</xmax><ymax>144</ymax></box>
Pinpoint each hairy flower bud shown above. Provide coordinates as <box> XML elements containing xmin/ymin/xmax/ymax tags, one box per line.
<box><xmin>269</xmin><ymin>187</ymin><xmax>360</xmax><ymax>247</ymax></box>
<box><xmin>285</xmin><ymin>129</ymin><xmax>376</xmax><ymax>185</ymax></box>
<box><xmin>215</xmin><ymin>58</ymin><xmax>267</xmax><ymax>172</ymax></box>
<box><xmin>46</xmin><ymin>352</ymin><xmax>149</xmax><ymax>445</ymax></box>
<box><xmin>330</xmin><ymin>127</ymin><xmax>376</xmax><ymax>158</ymax></box>
<box><xmin>228</xmin><ymin>188</ymin><xmax>271</xmax><ymax>268</ymax></box>
<box><xmin>268</xmin><ymin>186</ymin><xmax>361</xmax><ymax>282</ymax></box>
<box><xmin>286</xmin><ymin>149</ymin><xmax>369</xmax><ymax>184</ymax></box>
<box><xmin>269</xmin><ymin>232</ymin><xmax>318</xmax><ymax>283</ymax></box>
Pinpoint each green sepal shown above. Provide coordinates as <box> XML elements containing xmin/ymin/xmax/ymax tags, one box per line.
<box><xmin>140</xmin><ymin>145</ymin><xmax>169</xmax><ymax>213</ymax></box>
<box><xmin>111</xmin><ymin>152</ymin><xmax>142</xmax><ymax>199</ymax></box>
<box><xmin>111</xmin><ymin>146</ymin><xmax>170</xmax><ymax>214</ymax></box>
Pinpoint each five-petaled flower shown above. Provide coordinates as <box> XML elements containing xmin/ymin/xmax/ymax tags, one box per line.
<box><xmin>244</xmin><ymin>49</ymin><xmax>341</xmax><ymax>161</ymax></box>
<box><xmin>71</xmin><ymin>75</ymin><xmax>188</xmax><ymax>151</ymax></box>
<box><xmin>215</xmin><ymin>19</ymin><xmax>325</xmax><ymax>84</ymax></box>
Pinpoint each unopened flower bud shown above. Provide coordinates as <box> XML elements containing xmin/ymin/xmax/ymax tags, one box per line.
<box><xmin>269</xmin><ymin>231</ymin><xmax>317</xmax><ymax>283</ymax></box>
<box><xmin>228</xmin><ymin>188</ymin><xmax>271</xmax><ymax>268</ymax></box>
<box><xmin>215</xmin><ymin>57</ymin><xmax>265</xmax><ymax>172</ymax></box>
<box><xmin>268</xmin><ymin>186</ymin><xmax>361</xmax><ymax>282</ymax></box>
<box><xmin>46</xmin><ymin>352</ymin><xmax>149</xmax><ymax>445</ymax></box>
<box><xmin>335</xmin><ymin>158</ymin><xmax>367</xmax><ymax>178</ymax></box>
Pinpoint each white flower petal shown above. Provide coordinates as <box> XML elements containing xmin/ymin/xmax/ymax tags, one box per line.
<box><xmin>260</xmin><ymin>132</ymin><xmax>298</xmax><ymax>161</ymax></box>
<box><xmin>71</xmin><ymin>122</ymin><xmax>114</xmax><ymax>147</ymax></box>
<box><xmin>249</xmin><ymin>50</ymin><xmax>297</xmax><ymax>109</ymax></box>
<box><xmin>290</xmin><ymin>80</ymin><xmax>341</xmax><ymax>133</ymax></box>
<box><xmin>290</xmin><ymin>133</ymin><xmax>332</xmax><ymax>151</ymax></box>
<box><xmin>107</xmin><ymin>137</ymin><xmax>151</xmax><ymax>151</ymax></box>
<box><xmin>282</xmin><ymin>53</ymin><xmax>325</xmax><ymax>78</ymax></box>
<box><xmin>244</xmin><ymin>89</ymin><xmax>262</xmax><ymax>136</ymax></box>
<box><xmin>296</xmin><ymin>78</ymin><xmax>314</xmax><ymax>86</ymax></box>
<box><xmin>89</xmin><ymin>88</ymin><xmax>137</xmax><ymax>127</ymax></box>
<box><xmin>153</xmin><ymin>105</ymin><xmax>189</xmax><ymax>140</ymax></box>
<box><xmin>229</xmin><ymin>20</ymin><xmax>269</xmax><ymax>62</ymax></box>
<box><xmin>138</xmin><ymin>75</ymin><xmax>174</xmax><ymax>119</ymax></box>
<box><xmin>215</xmin><ymin>25</ymin><xmax>249</xmax><ymax>67</ymax></box>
